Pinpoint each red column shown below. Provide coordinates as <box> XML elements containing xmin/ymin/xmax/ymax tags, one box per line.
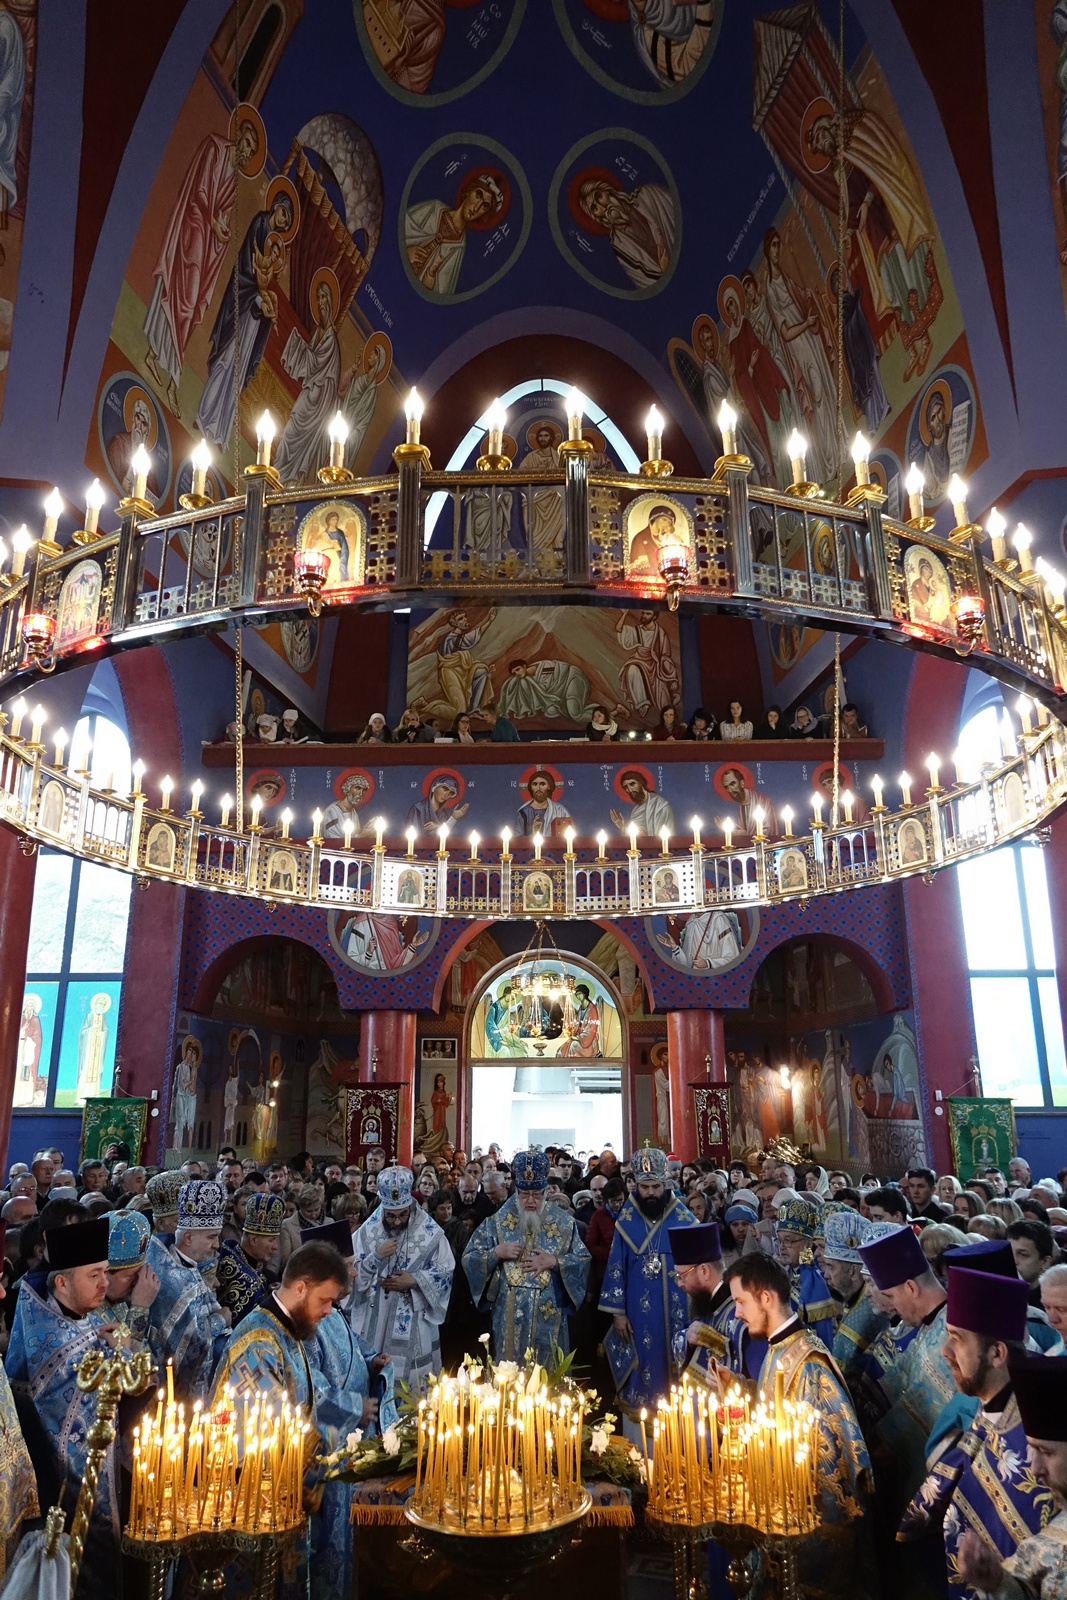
<box><xmin>119</xmin><ymin>881</ymin><xmax>186</xmax><ymax>1160</ymax></box>
<box><xmin>665</xmin><ymin>1010</ymin><xmax>726</xmax><ymax>1161</ymax></box>
<box><xmin>1042</xmin><ymin>811</ymin><xmax>1067</xmax><ymax>1064</ymax></box>
<box><xmin>0</xmin><ymin>825</ymin><xmax>37</xmax><ymax>1172</ymax></box>
<box><xmin>360</xmin><ymin>1010</ymin><xmax>416</xmax><ymax>1167</ymax></box>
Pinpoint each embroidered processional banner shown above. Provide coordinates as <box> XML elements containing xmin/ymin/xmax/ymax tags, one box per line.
<box><xmin>948</xmin><ymin>1097</ymin><xmax>1016</xmax><ymax>1182</ymax></box>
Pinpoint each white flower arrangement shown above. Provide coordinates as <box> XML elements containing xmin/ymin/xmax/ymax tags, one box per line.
<box><xmin>382</xmin><ymin>1426</ymin><xmax>401</xmax><ymax>1457</ymax></box>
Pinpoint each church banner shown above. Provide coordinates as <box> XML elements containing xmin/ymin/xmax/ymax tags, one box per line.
<box><xmin>345</xmin><ymin>1086</ymin><xmax>401</xmax><ymax>1167</ymax></box>
<box><xmin>947</xmin><ymin>1097</ymin><xmax>1016</xmax><ymax>1183</ymax></box>
<box><xmin>80</xmin><ymin>1096</ymin><xmax>148</xmax><ymax>1164</ymax></box>
<box><xmin>691</xmin><ymin>1085</ymin><xmax>731</xmax><ymax>1165</ymax></box>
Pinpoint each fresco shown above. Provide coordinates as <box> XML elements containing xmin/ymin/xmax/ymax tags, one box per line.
<box><xmin>0</xmin><ymin>1</ymin><xmax>37</xmax><ymax>426</ymax></box>
<box><xmin>406</xmin><ymin>604</ymin><xmax>682</xmax><ymax>731</ymax></box>
<box><xmin>355</xmin><ymin>0</ymin><xmax>527</xmax><ymax>106</ymax></box>
<box><xmin>550</xmin><ymin>129</ymin><xmax>680</xmax><ymax>298</ymax></box>
<box><xmin>97</xmin><ymin>373</ymin><xmax>173</xmax><ymax>508</ymax></box>
<box><xmin>469</xmin><ymin>955</ymin><xmax>624</xmax><ymax>1060</ymax></box>
<box><xmin>414</xmin><ymin>1040</ymin><xmax>457</xmax><ymax>1156</ymax></box>
<box><xmin>1037</xmin><ymin>0</ymin><xmax>1067</xmax><ymax>318</ymax></box>
<box><xmin>400</xmin><ymin>135</ymin><xmax>532</xmax><ymax>302</ymax></box>
<box><xmin>647</xmin><ymin>907</ymin><xmax>760</xmax><ymax>974</ymax></box>
<box><xmin>553</xmin><ymin>0</ymin><xmax>723</xmax><ymax>103</ymax></box>
<box><xmin>327</xmin><ymin>906</ymin><xmax>440</xmax><ymax>973</ymax></box>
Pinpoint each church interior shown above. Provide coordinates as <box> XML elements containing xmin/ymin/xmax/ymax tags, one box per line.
<box><xmin>1</xmin><ymin>1</ymin><xmax>1067</xmax><ymax>1596</ymax></box>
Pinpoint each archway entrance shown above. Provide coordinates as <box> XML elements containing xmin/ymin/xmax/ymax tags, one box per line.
<box><xmin>465</xmin><ymin>945</ymin><xmax>627</xmax><ymax>1157</ymax></box>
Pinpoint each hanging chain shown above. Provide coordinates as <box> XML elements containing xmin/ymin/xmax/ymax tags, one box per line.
<box><xmin>231</xmin><ymin>3</ymin><xmax>245</xmax><ymax>832</ymax></box>
<box><xmin>235</xmin><ymin>626</ymin><xmax>244</xmax><ymax>833</ymax></box>
<box><xmin>834</xmin><ymin>0</ymin><xmax>848</xmax><ymax>493</ymax></box>
<box><xmin>831</xmin><ymin>632</ymin><xmax>842</xmax><ymax>825</ymax></box>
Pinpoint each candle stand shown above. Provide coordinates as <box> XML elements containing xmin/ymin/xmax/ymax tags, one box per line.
<box><xmin>122</xmin><ymin>1523</ymin><xmax>305</xmax><ymax>1599</ymax></box>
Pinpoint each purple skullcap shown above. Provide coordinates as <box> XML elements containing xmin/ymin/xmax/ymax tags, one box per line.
<box><xmin>1009</xmin><ymin>1356</ymin><xmax>1067</xmax><ymax>1442</ymax></box>
<box><xmin>946</xmin><ymin>1265</ymin><xmax>1029</xmax><ymax>1343</ymax></box>
<box><xmin>856</xmin><ymin>1222</ymin><xmax>927</xmax><ymax>1290</ymax></box>
<box><xmin>668</xmin><ymin>1221</ymin><xmax>723</xmax><ymax>1266</ymax></box>
<box><xmin>942</xmin><ymin>1239</ymin><xmax>1018</xmax><ymax>1279</ymax></box>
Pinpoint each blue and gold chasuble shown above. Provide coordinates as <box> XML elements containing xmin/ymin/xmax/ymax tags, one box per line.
<box><xmin>305</xmin><ymin>1309</ymin><xmax>386</xmax><ymax>1600</ymax></box>
<box><xmin>992</xmin><ymin>1505</ymin><xmax>1067</xmax><ymax>1600</ymax></box>
<box><xmin>146</xmin><ymin>1234</ymin><xmax>229</xmax><ymax>1402</ymax></box>
<box><xmin>877</xmin><ymin>1305</ymin><xmax>956</xmax><ymax>1503</ymax></box>
<box><xmin>463</xmin><ymin>1196</ymin><xmax>590</xmax><ymax>1363</ymax></box>
<box><xmin>787</xmin><ymin>1259</ymin><xmax>836</xmax><ymax>1350</ymax></box>
<box><xmin>832</xmin><ymin>1286</ymin><xmax>891</xmax><ymax>1382</ymax></box>
<box><xmin>217</xmin><ymin>1240</ymin><xmax>268</xmax><ymax>1326</ymax></box>
<box><xmin>0</xmin><ymin>1353</ymin><xmax>38</xmax><ymax>1581</ymax></box>
<box><xmin>599</xmin><ymin>1193</ymin><xmax>695</xmax><ymax>1415</ymax></box>
<box><xmin>902</xmin><ymin>1390</ymin><xmax>1054</xmax><ymax>1600</ymax></box>
<box><xmin>677</xmin><ymin>1278</ymin><xmax>740</xmax><ymax>1386</ymax></box>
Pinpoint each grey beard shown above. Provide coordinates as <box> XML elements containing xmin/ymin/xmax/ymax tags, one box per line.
<box><xmin>522</xmin><ymin>1208</ymin><xmax>542</xmax><ymax>1242</ymax></box>
<box><xmin>384</xmin><ymin>1210</ymin><xmax>411</xmax><ymax>1236</ymax></box>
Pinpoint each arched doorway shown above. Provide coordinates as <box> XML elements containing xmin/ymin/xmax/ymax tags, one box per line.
<box><xmin>724</xmin><ymin>935</ymin><xmax>926</xmax><ymax>1175</ymax></box>
<box><xmin>465</xmin><ymin>946</ymin><xmax>628</xmax><ymax>1156</ymax></box>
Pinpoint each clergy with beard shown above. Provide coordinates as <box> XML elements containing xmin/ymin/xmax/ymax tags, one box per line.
<box><xmin>901</xmin><ymin>1264</ymin><xmax>1051</xmax><ymax>1600</ymax></box>
<box><xmin>350</xmin><ymin>1165</ymin><xmax>454</xmax><ymax>1389</ymax></box>
<box><xmin>773</xmin><ymin>1193</ymin><xmax>836</xmax><ymax>1350</ymax></box>
<box><xmin>668</xmin><ymin>1218</ymin><xmax>739</xmax><ymax>1383</ymax></box>
<box><xmin>209</xmin><ymin>1240</ymin><xmax>350</xmax><ymax>1600</ymax></box>
<box><xmin>821</xmin><ymin>1210</ymin><xmax>890</xmax><ymax>1384</ymax></box>
<box><xmin>146</xmin><ymin>1179</ymin><xmax>229</xmax><ymax>1402</ymax></box>
<box><xmin>727</xmin><ymin>1252</ymin><xmax>876</xmax><ymax>1599</ymax></box>
<box><xmin>599</xmin><ymin>1144</ymin><xmax>696</xmax><ymax>1416</ymax></box>
<box><xmin>463</xmin><ymin>1148</ymin><xmax>590</xmax><ymax>1364</ymax></box>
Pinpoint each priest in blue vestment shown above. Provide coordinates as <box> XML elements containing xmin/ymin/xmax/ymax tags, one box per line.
<box><xmin>145</xmin><ymin>1169</ymin><xmax>184</xmax><ymax>1246</ymax></box>
<box><xmin>217</xmin><ymin>1191</ymin><xmax>283</xmax><ymax>1326</ymax></box>
<box><xmin>463</xmin><ymin>1148</ymin><xmax>590</xmax><ymax>1364</ymax></box>
<box><xmin>902</xmin><ymin>1264</ymin><xmax>1054</xmax><ymax>1599</ymax></box>
<box><xmin>667</xmin><ymin>1219</ymin><xmax>739</xmax><ymax>1382</ymax></box>
<box><xmin>147</xmin><ymin>1179</ymin><xmax>230</xmax><ymax>1401</ymax></box>
<box><xmin>773</xmin><ymin>1193</ymin><xmax>836</xmax><ymax>1350</ymax></box>
<box><xmin>301</xmin><ymin>1218</ymin><xmax>395</xmax><ymax>1600</ymax></box>
<box><xmin>821</xmin><ymin>1210</ymin><xmax>890</xmax><ymax>1383</ymax></box>
<box><xmin>599</xmin><ymin>1144</ymin><xmax>695</xmax><ymax>1415</ymax></box>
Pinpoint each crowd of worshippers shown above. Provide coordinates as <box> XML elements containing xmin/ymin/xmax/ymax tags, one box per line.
<box><xmin>3</xmin><ymin>1143</ymin><xmax>1067</xmax><ymax>1598</ymax></box>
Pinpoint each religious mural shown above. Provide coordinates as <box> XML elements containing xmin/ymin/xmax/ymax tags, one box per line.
<box><xmin>414</xmin><ymin>1040</ymin><xmax>457</xmax><ymax>1156</ymax></box>
<box><xmin>1037</xmin><ymin>0</ymin><xmax>1067</xmax><ymax>318</ymax></box>
<box><xmin>406</xmin><ymin>604</ymin><xmax>682</xmax><ymax>732</ymax></box>
<box><xmin>0</xmin><ymin>0</ymin><xmax>37</xmax><ymax>426</ymax></box>
<box><xmin>647</xmin><ymin>907</ymin><xmax>760</xmax><ymax>974</ymax></box>
<box><xmin>401</xmin><ymin>136</ymin><xmax>531</xmax><ymax>302</ymax></box>
<box><xmin>327</xmin><ymin>906</ymin><xmax>440</xmax><ymax>974</ymax></box>
<box><xmin>355</xmin><ymin>0</ymin><xmax>527</xmax><ymax>105</ymax></box>
<box><xmin>469</xmin><ymin>955</ymin><xmax>624</xmax><ymax>1061</ymax></box>
<box><xmin>550</xmin><ymin>130</ymin><xmax>681</xmax><ymax>298</ymax></box>
<box><xmin>552</xmin><ymin>0</ymin><xmax>722</xmax><ymax>103</ymax></box>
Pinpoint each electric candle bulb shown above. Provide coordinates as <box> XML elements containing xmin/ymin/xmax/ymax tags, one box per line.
<box><xmin>905</xmin><ymin>463</ymin><xmax>925</xmax><ymax>520</ymax></box>
<box><xmin>752</xmin><ymin>805</ymin><xmax>766</xmax><ymax>838</ymax></box>
<box><xmin>328</xmin><ymin>411</ymin><xmax>348</xmax><ymax>469</ymax></box>
<box><xmin>132</xmin><ymin>759</ymin><xmax>145</xmax><ymax>793</ymax></box>
<box><xmin>438</xmin><ymin>822</ymin><xmax>450</xmax><ymax>852</ymax></box>
<box><xmin>565</xmin><ymin>388</ymin><xmax>585</xmax><ymax>441</ymax></box>
<box><xmin>42</xmin><ymin>488</ymin><xmax>64</xmax><ymax>542</ymax></box>
<box><xmin>251</xmin><ymin>795</ymin><xmax>263</xmax><ymax>826</ymax></box>
<box><xmin>926</xmin><ymin>753</ymin><xmax>941</xmax><ymax>789</ymax></box>
<box><xmin>690</xmin><ymin>815</ymin><xmax>702</xmax><ymax>848</ymax></box>
<box><xmin>987</xmin><ymin>506</ymin><xmax>1007</xmax><ymax>562</ymax></box>
<box><xmin>787</xmin><ymin>429</ymin><xmax>808</xmax><ymax>486</ymax></box>
<box><xmin>646</xmin><ymin>405</ymin><xmax>664</xmax><ymax>463</ymax></box>
<box><xmin>28</xmin><ymin>706</ymin><xmax>45</xmax><ymax>747</ymax></box>
<box><xmin>191</xmin><ymin>779</ymin><xmax>204</xmax><ymax>811</ymax></box>
<box><xmin>191</xmin><ymin>440</ymin><xmax>211</xmax><ymax>498</ymax></box>
<box><xmin>256</xmin><ymin>411</ymin><xmax>275</xmax><ymax>467</ymax></box>
<box><xmin>900</xmin><ymin>772</ymin><xmax>912</xmax><ymax>806</ymax></box>
<box><xmin>10</xmin><ymin>699</ymin><xmax>25</xmax><ymax>738</ymax></box>
<box><xmin>281</xmin><ymin>807</ymin><xmax>292</xmax><ymax>839</ymax></box>
<box><xmin>373</xmin><ymin>816</ymin><xmax>385</xmax><ymax>848</ymax></box>
<box><xmin>501</xmin><ymin>826</ymin><xmax>511</xmax><ymax>856</ymax></box>
<box><xmin>469</xmin><ymin>831</ymin><xmax>480</xmax><ymax>861</ymax></box>
<box><xmin>564</xmin><ymin>826</ymin><xmax>575</xmax><ymax>855</ymax></box>
<box><xmin>717</xmin><ymin>400</ymin><xmax>737</xmax><ymax>456</ymax></box>
<box><xmin>720</xmin><ymin>817</ymin><xmax>734</xmax><ymax>848</ymax></box>
<box><xmin>11</xmin><ymin>526</ymin><xmax>33</xmax><ymax>579</ymax></box>
<box><xmin>343</xmin><ymin>817</ymin><xmax>354</xmax><ymax>849</ymax></box>
<box><xmin>872</xmin><ymin>774</ymin><xmax>884</xmax><ymax>808</ymax></box>
<box><xmin>160</xmin><ymin>775</ymin><xmax>173</xmax><ymax>811</ymax></box>
<box><xmin>53</xmin><ymin>728</ymin><xmax>67</xmax><ymax>765</ymax></box>
<box><xmin>596</xmin><ymin>829</ymin><xmax>607</xmax><ymax>858</ymax></box>
<box><xmin>850</xmin><ymin>433</ymin><xmax>870</xmax><ymax>486</ymax></box>
<box><xmin>781</xmin><ymin>804</ymin><xmax>793</xmax><ymax>837</ymax></box>
<box><xmin>949</xmin><ymin>474</ymin><xmax>969</xmax><ymax>528</ymax></box>
<box><xmin>405</xmin><ymin>388</ymin><xmax>423</xmax><ymax>445</ymax></box>
<box><xmin>628</xmin><ymin>822</ymin><xmax>638</xmax><ymax>852</ymax></box>
<box><xmin>659</xmin><ymin>825</ymin><xmax>670</xmax><ymax>856</ymax></box>
<box><xmin>220</xmin><ymin>794</ymin><xmax>232</xmax><ymax>827</ymax></box>
<box><xmin>1018</xmin><ymin>696</ymin><xmax>1034</xmax><ymax>735</ymax></box>
<box><xmin>841</xmin><ymin>790</ymin><xmax>854</xmax><ymax>823</ymax></box>
<box><xmin>486</xmin><ymin>398</ymin><xmax>506</xmax><ymax>457</ymax></box>
<box><xmin>84</xmin><ymin>478</ymin><xmax>106</xmax><ymax>536</ymax></box>
<box><xmin>811</xmin><ymin>791</ymin><xmax>823</xmax><ymax>825</ymax></box>
<box><xmin>533</xmin><ymin>830</ymin><xmax>543</xmax><ymax>861</ymax></box>
<box><xmin>406</xmin><ymin>825</ymin><xmax>416</xmax><ymax>857</ymax></box>
<box><xmin>131</xmin><ymin>445</ymin><xmax>151</xmax><ymax>503</ymax></box>
<box><xmin>1014</xmin><ymin>523</ymin><xmax>1034</xmax><ymax>573</ymax></box>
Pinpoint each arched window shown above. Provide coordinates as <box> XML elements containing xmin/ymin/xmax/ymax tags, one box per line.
<box><xmin>16</xmin><ymin>668</ymin><xmax>133</xmax><ymax>1112</ymax></box>
<box><xmin>956</xmin><ymin>686</ymin><xmax>1066</xmax><ymax>1106</ymax></box>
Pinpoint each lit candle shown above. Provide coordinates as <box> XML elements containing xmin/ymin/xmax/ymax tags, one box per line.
<box><xmin>690</xmin><ymin>815</ymin><xmax>702</xmax><ymax>848</ymax></box>
<box><xmin>596</xmin><ymin>829</ymin><xmax>607</xmax><ymax>858</ymax></box>
<box><xmin>53</xmin><ymin>728</ymin><xmax>67</xmax><ymax>766</ymax></box>
<box><xmin>437</xmin><ymin>822</ymin><xmax>450</xmax><ymax>854</ymax></box>
<box><xmin>656</xmin><ymin>825</ymin><xmax>669</xmax><ymax>857</ymax></box>
<box><xmin>949</xmin><ymin>474</ymin><xmax>969</xmax><ymax>528</ymax></box>
<box><xmin>811</xmin><ymin>791</ymin><xmax>823</xmax><ymax>827</ymax></box>
<box><xmin>11</xmin><ymin>526</ymin><xmax>33</xmax><ymax>579</ymax></box>
<box><xmin>160</xmin><ymin>775</ymin><xmax>173</xmax><ymax>811</ymax></box>
<box><xmin>132</xmin><ymin>758</ymin><xmax>145</xmax><ymax>795</ymax></box>
<box><xmin>752</xmin><ymin>805</ymin><xmax>766</xmax><ymax>840</ymax></box>
<box><xmin>851</xmin><ymin>432</ymin><xmax>870</xmax><ymax>486</ymax></box>
<box><xmin>486</xmin><ymin>398</ymin><xmax>506</xmax><ymax>458</ymax></box>
<box><xmin>10</xmin><ymin>699</ymin><xmax>25</xmax><ymax>738</ymax></box>
<box><xmin>251</xmin><ymin>795</ymin><xmax>263</xmax><ymax>828</ymax></box>
<box><xmin>900</xmin><ymin>771</ymin><xmax>912</xmax><ymax>807</ymax></box>
<box><xmin>220</xmin><ymin>794</ymin><xmax>232</xmax><ymax>828</ymax></box>
<box><xmin>717</xmin><ymin>400</ymin><xmax>737</xmax><ymax>456</ymax></box>
<box><xmin>1015</xmin><ymin>524</ymin><xmax>1034</xmax><ymax>573</ymax></box>
<box><xmin>721</xmin><ymin>816</ymin><xmax>734</xmax><ymax>849</ymax></box>
<box><xmin>564</xmin><ymin>825</ymin><xmax>575</xmax><ymax>856</ymax></box>
<box><xmin>1040</xmin><ymin>558</ymin><xmax>1067</xmax><ymax>610</ymax></box>
<box><xmin>841</xmin><ymin>790</ymin><xmax>854</xmax><ymax>824</ymax></box>
<box><xmin>781</xmin><ymin>804</ymin><xmax>793</xmax><ymax>837</ymax></box>
<box><xmin>42</xmin><ymin>487</ymin><xmax>64</xmax><ymax>542</ymax></box>
<box><xmin>256</xmin><ymin>411</ymin><xmax>275</xmax><ymax>468</ymax></box>
<box><xmin>628</xmin><ymin>821</ymin><xmax>638</xmax><ymax>852</ymax></box>
<box><xmin>406</xmin><ymin>825</ymin><xmax>416</xmax><ymax>858</ymax></box>
<box><xmin>787</xmin><ymin>429</ymin><xmax>807</xmax><ymax>486</ymax></box>
<box><xmin>951</xmin><ymin>749</ymin><xmax>964</xmax><ymax>786</ymax></box>
<box><xmin>82</xmin><ymin>479</ymin><xmax>106</xmax><ymax>539</ymax></box>
<box><xmin>469</xmin><ymin>831</ymin><xmax>480</xmax><ymax>861</ymax></box>
<box><xmin>343</xmin><ymin>817</ymin><xmax>354</xmax><ymax>850</ymax></box>
<box><xmin>565</xmin><ymin>387</ymin><xmax>585</xmax><ymax>442</ymax></box>
<box><xmin>905</xmin><ymin>463</ymin><xmax>925</xmax><ymax>520</ymax></box>
<box><xmin>1018</xmin><ymin>696</ymin><xmax>1033</xmax><ymax>735</ymax></box>
<box><xmin>373</xmin><ymin>815</ymin><xmax>385</xmax><ymax>848</ymax></box>
<box><xmin>405</xmin><ymin>389</ymin><xmax>423</xmax><ymax>446</ymax></box>
<box><xmin>190</xmin><ymin>779</ymin><xmax>204</xmax><ymax>813</ymax></box>
<box><xmin>29</xmin><ymin>705</ymin><xmax>45</xmax><ymax>747</ymax></box>
<box><xmin>501</xmin><ymin>826</ymin><xmax>511</xmax><ymax>858</ymax></box>
<box><xmin>646</xmin><ymin>405</ymin><xmax>663</xmax><ymax>462</ymax></box>
<box><xmin>131</xmin><ymin>445</ymin><xmax>151</xmax><ymax>503</ymax></box>
<box><xmin>328</xmin><ymin>411</ymin><xmax>348</xmax><ymax>470</ymax></box>
<box><xmin>191</xmin><ymin>441</ymin><xmax>211</xmax><ymax>499</ymax></box>
<box><xmin>871</xmin><ymin>774</ymin><xmax>884</xmax><ymax>809</ymax></box>
<box><xmin>926</xmin><ymin>753</ymin><xmax>940</xmax><ymax>790</ymax></box>
<box><xmin>533</xmin><ymin>830</ymin><xmax>543</xmax><ymax>861</ymax></box>
<box><xmin>311</xmin><ymin>808</ymin><xmax>322</xmax><ymax>841</ymax></box>
<box><xmin>987</xmin><ymin>506</ymin><xmax>1007</xmax><ymax>562</ymax></box>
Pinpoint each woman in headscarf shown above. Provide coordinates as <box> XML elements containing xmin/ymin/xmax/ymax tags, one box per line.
<box><xmin>358</xmin><ymin>713</ymin><xmax>393</xmax><ymax>745</ymax></box>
